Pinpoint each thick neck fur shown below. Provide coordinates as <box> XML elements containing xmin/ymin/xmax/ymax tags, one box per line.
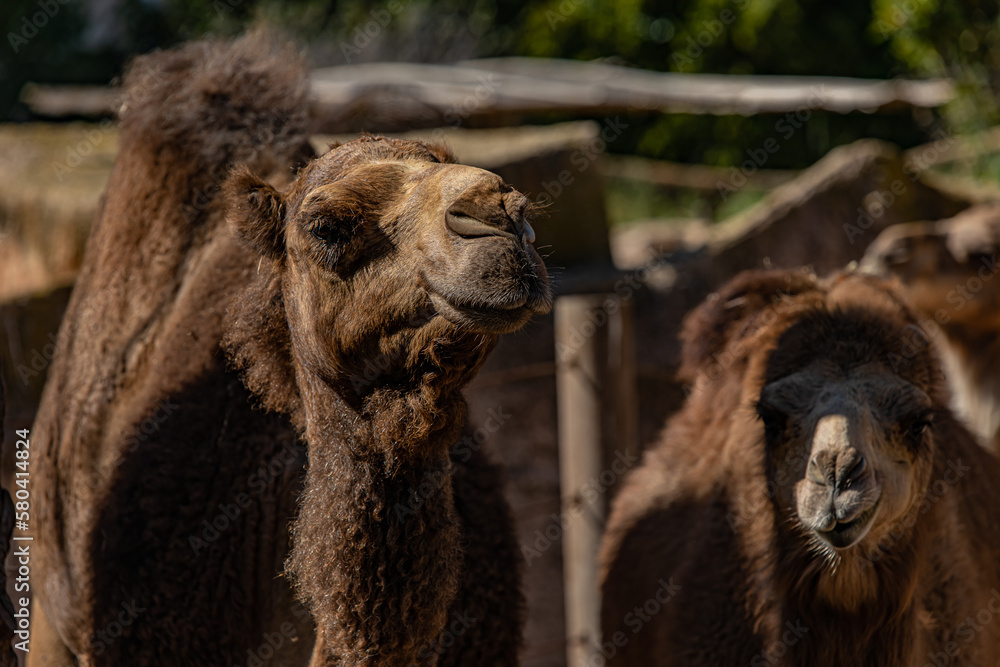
<box><xmin>283</xmin><ymin>311</ymin><xmax>496</xmax><ymax>666</ymax></box>
<box><xmin>768</xmin><ymin>511</ymin><xmax>926</xmax><ymax>665</ymax></box>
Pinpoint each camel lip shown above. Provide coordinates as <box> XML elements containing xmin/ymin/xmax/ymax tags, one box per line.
<box><xmin>428</xmin><ymin>289</ymin><xmax>549</xmax><ymax>334</ymax></box>
<box><xmin>813</xmin><ymin>502</ymin><xmax>879</xmax><ymax>550</ymax></box>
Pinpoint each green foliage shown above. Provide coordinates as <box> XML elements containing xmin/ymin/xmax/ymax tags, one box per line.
<box><xmin>870</xmin><ymin>0</ymin><xmax>1000</xmax><ymax>133</ymax></box>
<box><xmin>511</xmin><ymin>0</ymin><xmax>897</xmax><ymax>77</ymax></box>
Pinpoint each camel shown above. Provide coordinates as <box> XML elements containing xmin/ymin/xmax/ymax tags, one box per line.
<box><xmin>30</xmin><ymin>32</ymin><xmax>549</xmax><ymax>666</ymax></box>
<box><xmin>861</xmin><ymin>204</ymin><xmax>1000</xmax><ymax>450</ymax></box>
<box><xmin>599</xmin><ymin>269</ymin><xmax>1000</xmax><ymax>666</ymax></box>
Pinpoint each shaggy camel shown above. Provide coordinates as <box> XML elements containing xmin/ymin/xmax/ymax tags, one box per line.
<box><xmin>600</xmin><ymin>269</ymin><xmax>1000</xmax><ymax>666</ymax></box>
<box><xmin>30</xmin><ymin>33</ymin><xmax>550</xmax><ymax>666</ymax></box>
<box><xmin>862</xmin><ymin>204</ymin><xmax>1000</xmax><ymax>450</ymax></box>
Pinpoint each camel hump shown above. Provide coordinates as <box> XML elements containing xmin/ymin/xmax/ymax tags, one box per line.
<box><xmin>117</xmin><ymin>29</ymin><xmax>310</xmax><ymax>175</ymax></box>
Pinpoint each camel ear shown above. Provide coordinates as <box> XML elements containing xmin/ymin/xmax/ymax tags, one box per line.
<box><xmin>225</xmin><ymin>165</ymin><xmax>286</xmax><ymax>259</ymax></box>
<box><xmin>678</xmin><ymin>270</ymin><xmax>819</xmax><ymax>383</ymax></box>
<box><xmin>424</xmin><ymin>141</ymin><xmax>457</xmax><ymax>164</ymax></box>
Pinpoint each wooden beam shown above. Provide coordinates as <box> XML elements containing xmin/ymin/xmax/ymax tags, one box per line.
<box><xmin>309</xmin><ymin>58</ymin><xmax>955</xmax><ymax>132</ymax></box>
<box><xmin>22</xmin><ymin>58</ymin><xmax>955</xmax><ymax>127</ymax></box>
<box><xmin>19</xmin><ymin>83</ymin><xmax>119</xmax><ymax>119</ymax></box>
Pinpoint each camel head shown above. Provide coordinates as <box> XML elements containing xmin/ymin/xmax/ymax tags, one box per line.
<box><xmin>224</xmin><ymin>136</ymin><xmax>551</xmax><ymax>398</ymax></box>
<box><xmin>860</xmin><ymin>205</ymin><xmax>1000</xmax><ymax>336</ymax></box>
<box><xmin>756</xmin><ymin>277</ymin><xmax>941</xmax><ymax>557</ymax></box>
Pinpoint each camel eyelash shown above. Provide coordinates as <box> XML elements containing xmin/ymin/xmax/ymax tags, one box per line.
<box><xmin>305</xmin><ymin>221</ymin><xmax>348</xmax><ymax>269</ymax></box>
<box><xmin>309</xmin><ymin>221</ymin><xmax>340</xmax><ymax>245</ymax></box>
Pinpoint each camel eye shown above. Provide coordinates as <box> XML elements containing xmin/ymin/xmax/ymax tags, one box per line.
<box><xmin>756</xmin><ymin>404</ymin><xmax>787</xmax><ymax>442</ymax></box>
<box><xmin>907</xmin><ymin>418</ymin><xmax>931</xmax><ymax>441</ymax></box>
<box><xmin>310</xmin><ymin>221</ymin><xmax>340</xmax><ymax>245</ymax></box>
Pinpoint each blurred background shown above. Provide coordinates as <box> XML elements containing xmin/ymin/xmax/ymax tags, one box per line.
<box><xmin>2</xmin><ymin>2</ymin><xmax>1000</xmax><ymax>666</ymax></box>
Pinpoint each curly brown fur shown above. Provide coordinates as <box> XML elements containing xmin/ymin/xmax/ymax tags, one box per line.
<box><xmin>283</xmin><ymin>329</ymin><xmax>495</xmax><ymax>666</ymax></box>
<box><xmin>601</xmin><ymin>270</ymin><xmax>1000</xmax><ymax>666</ymax></box>
<box><xmin>288</xmin><ymin>405</ymin><xmax>463</xmax><ymax>666</ymax></box>
<box><xmin>30</xmin><ymin>31</ymin><xmax>316</xmax><ymax>666</ymax></box>
<box><xmin>223</xmin><ymin>261</ymin><xmax>304</xmax><ymax>427</ymax></box>
<box><xmin>118</xmin><ymin>28</ymin><xmax>311</xmax><ymax>187</ymax></box>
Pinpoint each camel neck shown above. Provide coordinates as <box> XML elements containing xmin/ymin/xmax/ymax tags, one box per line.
<box><xmin>288</xmin><ymin>361</ymin><xmax>466</xmax><ymax>665</ymax></box>
<box><xmin>298</xmin><ymin>360</ymin><xmax>466</xmax><ymax>465</ymax></box>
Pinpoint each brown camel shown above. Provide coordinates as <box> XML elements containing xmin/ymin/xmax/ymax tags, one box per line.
<box><xmin>30</xmin><ymin>33</ymin><xmax>549</xmax><ymax>666</ymax></box>
<box><xmin>600</xmin><ymin>269</ymin><xmax>1000</xmax><ymax>666</ymax></box>
<box><xmin>861</xmin><ymin>204</ymin><xmax>1000</xmax><ymax>450</ymax></box>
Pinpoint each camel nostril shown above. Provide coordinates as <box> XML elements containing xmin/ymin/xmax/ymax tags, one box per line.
<box><xmin>521</xmin><ymin>221</ymin><xmax>536</xmax><ymax>245</ymax></box>
<box><xmin>445</xmin><ymin>209</ymin><xmax>517</xmax><ymax>240</ymax></box>
<box><xmin>840</xmin><ymin>456</ymin><xmax>867</xmax><ymax>489</ymax></box>
<box><xmin>807</xmin><ymin>457</ymin><xmax>828</xmax><ymax>486</ymax></box>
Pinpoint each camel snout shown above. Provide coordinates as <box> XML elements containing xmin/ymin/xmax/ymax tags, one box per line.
<box><xmin>800</xmin><ymin>414</ymin><xmax>882</xmax><ymax>547</ymax></box>
<box><xmin>442</xmin><ymin>182</ymin><xmax>538</xmax><ymax>248</ymax></box>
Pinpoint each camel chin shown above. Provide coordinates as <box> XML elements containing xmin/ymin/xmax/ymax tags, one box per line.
<box><xmin>812</xmin><ymin>500</ymin><xmax>879</xmax><ymax>550</ymax></box>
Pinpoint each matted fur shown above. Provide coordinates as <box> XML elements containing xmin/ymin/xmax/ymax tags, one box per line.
<box><xmin>600</xmin><ymin>269</ymin><xmax>1000</xmax><ymax>666</ymax></box>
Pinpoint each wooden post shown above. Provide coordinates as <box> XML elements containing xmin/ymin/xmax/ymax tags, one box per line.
<box><xmin>555</xmin><ymin>294</ymin><xmax>636</xmax><ymax>667</ymax></box>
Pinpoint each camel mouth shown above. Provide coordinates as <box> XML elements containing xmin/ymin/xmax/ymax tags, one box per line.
<box><xmin>429</xmin><ymin>289</ymin><xmax>551</xmax><ymax>334</ymax></box>
<box><xmin>814</xmin><ymin>502</ymin><xmax>879</xmax><ymax>550</ymax></box>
